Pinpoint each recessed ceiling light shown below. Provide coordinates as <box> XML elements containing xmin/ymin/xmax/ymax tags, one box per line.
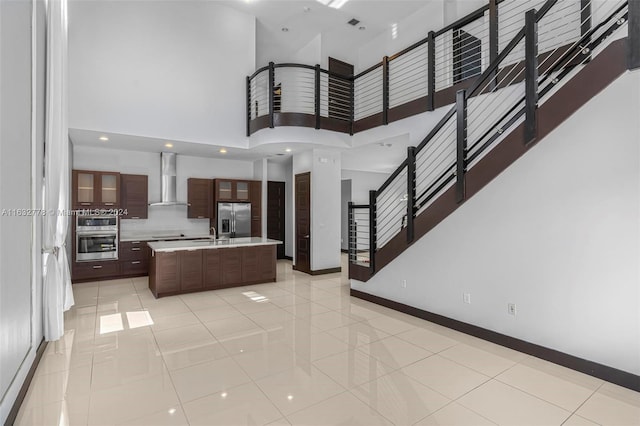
<box><xmin>359</xmin><ymin>26</ymin><xmax>366</xmax><ymax>30</ymax></box>
<box><xmin>303</xmin><ymin>6</ymin><xmax>311</xmax><ymax>12</ymax></box>
<box><xmin>164</xmin><ymin>143</ymin><xmax>173</xmax><ymax>148</ymax></box>
<box><xmin>281</xmin><ymin>27</ymin><xmax>289</xmax><ymax>32</ymax></box>
<box><xmin>220</xmin><ymin>148</ymin><xmax>227</xmax><ymax>154</ymax></box>
<box><xmin>99</xmin><ymin>136</ymin><xmax>109</xmax><ymax>141</ymax></box>
<box><xmin>285</xmin><ymin>148</ymin><xmax>292</xmax><ymax>152</ymax></box>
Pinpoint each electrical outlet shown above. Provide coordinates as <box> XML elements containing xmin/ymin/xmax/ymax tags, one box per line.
<box><xmin>463</xmin><ymin>293</ymin><xmax>471</xmax><ymax>304</ymax></box>
<box><xmin>508</xmin><ymin>303</ymin><xmax>517</xmax><ymax>316</ymax></box>
<box><xmin>402</xmin><ymin>279</ymin><xmax>407</xmax><ymax>288</ymax></box>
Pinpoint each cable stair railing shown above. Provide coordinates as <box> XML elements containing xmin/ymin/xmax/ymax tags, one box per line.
<box><xmin>348</xmin><ymin>0</ymin><xmax>636</xmax><ymax>281</ymax></box>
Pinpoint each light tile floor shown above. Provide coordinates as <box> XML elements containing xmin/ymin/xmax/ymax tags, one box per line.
<box><xmin>16</xmin><ymin>257</ymin><xmax>640</xmax><ymax>425</ymax></box>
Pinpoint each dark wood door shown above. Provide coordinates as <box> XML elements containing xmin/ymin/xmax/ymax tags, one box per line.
<box><xmin>295</xmin><ymin>172</ymin><xmax>311</xmax><ymax>274</ymax></box>
<box><xmin>267</xmin><ymin>181</ymin><xmax>285</xmax><ymax>259</ymax></box>
<box><xmin>250</xmin><ymin>180</ymin><xmax>262</xmax><ymax>237</ymax></box>
<box><xmin>187</xmin><ymin>178</ymin><xmax>212</xmax><ymax>219</ymax></box>
<box><xmin>121</xmin><ymin>174</ymin><xmax>148</xmax><ymax>219</ymax></box>
<box><xmin>328</xmin><ymin>57</ymin><xmax>354</xmax><ymax>121</ymax></box>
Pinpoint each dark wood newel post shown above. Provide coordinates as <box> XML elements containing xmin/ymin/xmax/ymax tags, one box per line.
<box><xmin>524</xmin><ymin>9</ymin><xmax>538</xmax><ymax>144</ymax></box>
<box><xmin>268</xmin><ymin>62</ymin><xmax>275</xmax><ymax>128</ymax></box>
<box><xmin>427</xmin><ymin>31</ymin><xmax>436</xmax><ymax>111</ymax></box>
<box><xmin>369</xmin><ymin>190</ymin><xmax>377</xmax><ymax>274</ymax></box>
<box><xmin>382</xmin><ymin>56</ymin><xmax>390</xmax><ymax>125</ymax></box>
<box><xmin>406</xmin><ymin>146</ymin><xmax>416</xmax><ymax>243</ymax></box>
<box><xmin>246</xmin><ymin>76</ymin><xmax>251</xmax><ymax>136</ymax></box>
<box><xmin>629</xmin><ymin>0</ymin><xmax>640</xmax><ymax>70</ymax></box>
<box><xmin>455</xmin><ymin>90</ymin><xmax>467</xmax><ymax>203</ymax></box>
<box><xmin>315</xmin><ymin>64</ymin><xmax>321</xmax><ymax>129</ymax></box>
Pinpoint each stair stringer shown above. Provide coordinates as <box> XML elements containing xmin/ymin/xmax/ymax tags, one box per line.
<box><xmin>374</xmin><ymin>37</ymin><xmax>630</xmax><ymax>273</ymax></box>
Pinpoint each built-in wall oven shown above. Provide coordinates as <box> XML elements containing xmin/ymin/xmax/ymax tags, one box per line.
<box><xmin>75</xmin><ymin>215</ymin><xmax>119</xmax><ymax>261</ymax></box>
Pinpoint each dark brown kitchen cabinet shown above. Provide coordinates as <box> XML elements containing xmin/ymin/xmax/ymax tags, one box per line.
<box><xmin>221</xmin><ymin>247</ymin><xmax>243</xmax><ymax>286</ymax></box>
<box><xmin>258</xmin><ymin>245</ymin><xmax>276</xmax><ymax>281</ymax></box>
<box><xmin>250</xmin><ymin>181</ymin><xmax>262</xmax><ymax>237</ymax></box>
<box><xmin>72</xmin><ymin>170</ymin><xmax>121</xmax><ymax>209</ymax></box>
<box><xmin>187</xmin><ymin>178</ymin><xmax>212</xmax><ymax>219</ymax></box>
<box><xmin>203</xmin><ymin>249</ymin><xmax>222</xmax><ymax>289</ymax></box>
<box><xmin>242</xmin><ymin>246</ymin><xmax>260</xmax><ymax>282</ymax></box>
<box><xmin>119</xmin><ymin>240</ymin><xmax>150</xmax><ymax>277</ymax></box>
<box><xmin>180</xmin><ymin>250</ymin><xmax>203</xmax><ymax>291</ymax></box>
<box><xmin>214</xmin><ymin>179</ymin><xmax>251</xmax><ymax>202</ymax></box>
<box><xmin>120</xmin><ymin>174</ymin><xmax>148</xmax><ymax>219</ymax></box>
<box><xmin>149</xmin><ymin>251</ymin><xmax>179</xmax><ymax>297</ymax></box>
<box><xmin>72</xmin><ymin>260</ymin><xmax>120</xmax><ymax>281</ymax></box>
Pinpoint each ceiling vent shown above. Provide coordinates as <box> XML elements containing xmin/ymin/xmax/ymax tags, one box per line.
<box><xmin>347</xmin><ymin>18</ymin><xmax>360</xmax><ymax>26</ymax></box>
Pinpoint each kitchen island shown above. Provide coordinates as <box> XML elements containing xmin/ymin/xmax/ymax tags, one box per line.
<box><xmin>148</xmin><ymin>237</ymin><xmax>281</xmax><ymax>298</ymax></box>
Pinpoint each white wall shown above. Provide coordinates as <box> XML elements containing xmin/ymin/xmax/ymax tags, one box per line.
<box><xmin>342</xmin><ymin>169</ymin><xmax>391</xmax><ymax>204</ymax></box>
<box><xmin>353</xmin><ymin>71</ymin><xmax>640</xmax><ymax>375</ymax></box>
<box><xmin>72</xmin><ymin>146</ymin><xmax>255</xmax><ymax>235</ymax></box>
<box><xmin>357</xmin><ymin>1</ymin><xmax>445</xmax><ymax>73</ymax></box>
<box><xmin>0</xmin><ymin>0</ymin><xmax>45</xmax><ymax>422</ymax></box>
<box><xmin>68</xmin><ymin>0</ymin><xmax>255</xmax><ymax>148</ymax></box>
<box><xmin>311</xmin><ymin>149</ymin><xmax>342</xmax><ymax>271</ymax></box>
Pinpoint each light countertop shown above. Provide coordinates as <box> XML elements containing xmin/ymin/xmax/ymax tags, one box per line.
<box><xmin>147</xmin><ymin>237</ymin><xmax>282</xmax><ymax>252</ymax></box>
<box><xmin>120</xmin><ymin>231</ymin><xmax>212</xmax><ymax>242</ymax></box>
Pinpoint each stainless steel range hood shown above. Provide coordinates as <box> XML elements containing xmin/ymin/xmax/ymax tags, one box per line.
<box><xmin>149</xmin><ymin>152</ymin><xmax>188</xmax><ymax>206</ymax></box>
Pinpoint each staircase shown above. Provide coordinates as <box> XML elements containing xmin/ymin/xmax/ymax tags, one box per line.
<box><xmin>348</xmin><ymin>0</ymin><xmax>637</xmax><ymax>282</ymax></box>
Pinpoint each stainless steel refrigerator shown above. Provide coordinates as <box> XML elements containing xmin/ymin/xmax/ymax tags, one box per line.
<box><xmin>217</xmin><ymin>203</ymin><xmax>251</xmax><ymax>238</ymax></box>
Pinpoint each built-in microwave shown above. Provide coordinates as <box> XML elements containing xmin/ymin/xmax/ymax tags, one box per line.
<box><xmin>76</xmin><ymin>215</ymin><xmax>118</xmax><ymax>261</ymax></box>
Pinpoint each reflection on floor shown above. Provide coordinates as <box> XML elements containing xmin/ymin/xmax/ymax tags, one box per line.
<box><xmin>16</xmin><ymin>256</ymin><xmax>640</xmax><ymax>425</ymax></box>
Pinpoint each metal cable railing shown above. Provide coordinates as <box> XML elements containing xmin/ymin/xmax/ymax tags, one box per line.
<box><xmin>348</xmin><ymin>205</ymin><xmax>372</xmax><ymax>267</ymax></box>
<box><xmin>349</xmin><ymin>0</ymin><xmax>631</xmax><ymax>279</ymax></box>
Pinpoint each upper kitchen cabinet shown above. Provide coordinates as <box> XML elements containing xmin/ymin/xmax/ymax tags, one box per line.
<box><xmin>72</xmin><ymin>170</ymin><xmax>120</xmax><ymax>209</ymax></box>
<box><xmin>120</xmin><ymin>174</ymin><xmax>148</xmax><ymax>219</ymax></box>
<box><xmin>214</xmin><ymin>179</ymin><xmax>251</xmax><ymax>202</ymax></box>
<box><xmin>187</xmin><ymin>178</ymin><xmax>212</xmax><ymax>219</ymax></box>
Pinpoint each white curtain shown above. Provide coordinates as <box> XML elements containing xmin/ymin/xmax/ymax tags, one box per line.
<box><xmin>43</xmin><ymin>0</ymin><xmax>73</xmax><ymax>342</ymax></box>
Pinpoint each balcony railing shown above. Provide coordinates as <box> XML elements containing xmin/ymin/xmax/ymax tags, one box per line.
<box><xmin>246</xmin><ymin>0</ymin><xmax>593</xmax><ymax>136</ymax></box>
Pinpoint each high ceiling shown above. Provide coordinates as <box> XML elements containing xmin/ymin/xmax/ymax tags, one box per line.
<box><xmin>216</xmin><ymin>0</ymin><xmax>434</xmax><ymax>65</ymax></box>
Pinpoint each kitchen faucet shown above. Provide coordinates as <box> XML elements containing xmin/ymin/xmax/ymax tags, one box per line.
<box><xmin>209</xmin><ymin>226</ymin><xmax>216</xmax><ymax>240</ymax></box>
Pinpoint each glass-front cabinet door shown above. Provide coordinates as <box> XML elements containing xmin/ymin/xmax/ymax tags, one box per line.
<box><xmin>236</xmin><ymin>182</ymin><xmax>249</xmax><ymax>201</ymax></box>
<box><xmin>100</xmin><ymin>173</ymin><xmax>119</xmax><ymax>207</ymax></box>
<box><xmin>76</xmin><ymin>172</ymin><xmax>95</xmax><ymax>207</ymax></box>
<box><xmin>218</xmin><ymin>181</ymin><xmax>233</xmax><ymax>200</ymax></box>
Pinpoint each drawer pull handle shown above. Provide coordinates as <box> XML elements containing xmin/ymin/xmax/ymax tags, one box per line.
<box><xmin>131</xmin><ymin>248</ymin><xmax>141</xmax><ymax>251</ymax></box>
<box><xmin>131</xmin><ymin>261</ymin><xmax>141</xmax><ymax>265</ymax></box>
<box><xmin>92</xmin><ymin>265</ymin><xmax>103</xmax><ymax>269</ymax></box>
<box><xmin>131</xmin><ymin>241</ymin><xmax>141</xmax><ymax>244</ymax></box>
<box><xmin>131</xmin><ymin>216</ymin><xmax>140</xmax><ymax>219</ymax></box>
<box><xmin>104</xmin><ymin>203</ymin><xmax>114</xmax><ymax>206</ymax></box>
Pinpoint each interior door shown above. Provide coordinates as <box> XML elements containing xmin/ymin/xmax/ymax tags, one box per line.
<box><xmin>295</xmin><ymin>172</ymin><xmax>311</xmax><ymax>273</ymax></box>
<box><xmin>267</xmin><ymin>181</ymin><xmax>286</xmax><ymax>259</ymax></box>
